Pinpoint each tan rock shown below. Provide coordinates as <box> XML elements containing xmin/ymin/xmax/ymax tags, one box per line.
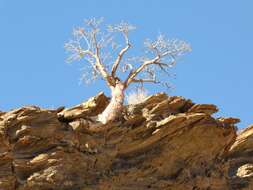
<box><xmin>69</xmin><ymin>119</ymin><xmax>89</xmax><ymax>132</ymax></box>
<box><xmin>187</xmin><ymin>104</ymin><xmax>218</xmax><ymax>115</ymax></box>
<box><xmin>218</xmin><ymin>117</ymin><xmax>241</xmax><ymax>125</ymax></box>
<box><xmin>58</xmin><ymin>92</ymin><xmax>109</xmax><ymax>121</ymax></box>
<box><xmin>229</xmin><ymin>125</ymin><xmax>253</xmax><ymax>155</ymax></box>
<box><xmin>227</xmin><ymin>125</ymin><xmax>253</xmax><ymax>189</ymax></box>
<box><xmin>237</xmin><ymin>164</ymin><xmax>253</xmax><ymax>178</ymax></box>
<box><xmin>0</xmin><ymin>93</ymin><xmax>247</xmax><ymax>190</ymax></box>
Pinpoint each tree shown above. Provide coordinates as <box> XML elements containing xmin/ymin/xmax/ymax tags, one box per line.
<box><xmin>65</xmin><ymin>18</ymin><xmax>191</xmax><ymax>124</ymax></box>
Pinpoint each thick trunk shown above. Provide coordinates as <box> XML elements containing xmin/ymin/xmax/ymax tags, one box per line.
<box><xmin>98</xmin><ymin>81</ymin><xmax>125</xmax><ymax>124</ymax></box>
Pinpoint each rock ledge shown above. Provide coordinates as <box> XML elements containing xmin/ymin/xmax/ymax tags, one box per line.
<box><xmin>0</xmin><ymin>93</ymin><xmax>251</xmax><ymax>190</ymax></box>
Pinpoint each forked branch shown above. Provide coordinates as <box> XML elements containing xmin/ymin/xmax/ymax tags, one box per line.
<box><xmin>124</xmin><ymin>35</ymin><xmax>191</xmax><ymax>87</ymax></box>
<box><xmin>65</xmin><ymin>18</ymin><xmax>191</xmax><ymax>90</ymax></box>
<box><xmin>111</xmin><ymin>34</ymin><xmax>131</xmax><ymax>78</ymax></box>
<box><xmin>109</xmin><ymin>22</ymin><xmax>135</xmax><ymax>80</ymax></box>
<box><xmin>65</xmin><ymin>18</ymin><xmax>115</xmax><ymax>86</ymax></box>
<box><xmin>124</xmin><ymin>56</ymin><xmax>160</xmax><ymax>86</ymax></box>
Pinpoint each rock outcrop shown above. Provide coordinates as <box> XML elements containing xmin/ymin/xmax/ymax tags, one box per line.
<box><xmin>0</xmin><ymin>92</ymin><xmax>252</xmax><ymax>190</ymax></box>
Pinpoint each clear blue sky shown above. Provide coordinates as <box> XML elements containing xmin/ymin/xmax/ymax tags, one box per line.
<box><xmin>0</xmin><ymin>0</ymin><xmax>252</xmax><ymax>129</ymax></box>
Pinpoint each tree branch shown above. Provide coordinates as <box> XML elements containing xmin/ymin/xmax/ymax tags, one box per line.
<box><xmin>124</xmin><ymin>48</ymin><xmax>181</xmax><ymax>87</ymax></box>
<box><xmin>90</xmin><ymin>28</ymin><xmax>115</xmax><ymax>87</ymax></box>
<box><xmin>111</xmin><ymin>33</ymin><xmax>131</xmax><ymax>78</ymax></box>
<box><xmin>124</xmin><ymin>55</ymin><xmax>160</xmax><ymax>87</ymax></box>
<box><xmin>65</xmin><ymin>19</ymin><xmax>191</xmax><ymax>90</ymax></box>
<box><xmin>131</xmin><ymin>78</ymin><xmax>159</xmax><ymax>83</ymax></box>
<box><xmin>94</xmin><ymin>57</ymin><xmax>115</xmax><ymax>87</ymax></box>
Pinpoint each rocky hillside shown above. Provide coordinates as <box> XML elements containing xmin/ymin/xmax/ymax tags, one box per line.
<box><xmin>0</xmin><ymin>92</ymin><xmax>252</xmax><ymax>190</ymax></box>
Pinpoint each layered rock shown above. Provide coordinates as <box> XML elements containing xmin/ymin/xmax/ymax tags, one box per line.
<box><xmin>227</xmin><ymin>125</ymin><xmax>253</xmax><ymax>189</ymax></box>
<box><xmin>0</xmin><ymin>92</ymin><xmax>251</xmax><ymax>190</ymax></box>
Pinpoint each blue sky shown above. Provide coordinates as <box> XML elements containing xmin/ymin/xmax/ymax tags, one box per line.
<box><xmin>0</xmin><ymin>0</ymin><xmax>252</xmax><ymax>129</ymax></box>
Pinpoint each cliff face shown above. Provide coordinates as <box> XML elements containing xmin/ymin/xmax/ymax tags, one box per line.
<box><xmin>0</xmin><ymin>92</ymin><xmax>252</xmax><ymax>190</ymax></box>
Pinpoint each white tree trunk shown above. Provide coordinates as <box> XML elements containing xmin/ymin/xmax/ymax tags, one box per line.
<box><xmin>98</xmin><ymin>81</ymin><xmax>125</xmax><ymax>124</ymax></box>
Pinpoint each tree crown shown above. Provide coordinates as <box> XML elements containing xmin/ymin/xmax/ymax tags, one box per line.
<box><xmin>65</xmin><ymin>18</ymin><xmax>191</xmax><ymax>89</ymax></box>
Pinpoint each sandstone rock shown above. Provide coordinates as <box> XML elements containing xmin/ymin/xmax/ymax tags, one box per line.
<box><xmin>237</xmin><ymin>164</ymin><xmax>253</xmax><ymax>178</ymax></box>
<box><xmin>69</xmin><ymin>119</ymin><xmax>90</xmax><ymax>132</ymax></box>
<box><xmin>0</xmin><ymin>111</ymin><xmax>5</xmax><ymax>119</ymax></box>
<box><xmin>218</xmin><ymin>117</ymin><xmax>241</xmax><ymax>126</ymax></box>
<box><xmin>226</xmin><ymin>125</ymin><xmax>253</xmax><ymax>189</ymax></box>
<box><xmin>187</xmin><ymin>104</ymin><xmax>218</xmax><ymax>115</ymax></box>
<box><xmin>126</xmin><ymin>93</ymin><xmax>169</xmax><ymax>116</ymax></box>
<box><xmin>126</xmin><ymin>94</ymin><xmax>193</xmax><ymax>122</ymax></box>
<box><xmin>229</xmin><ymin>125</ymin><xmax>253</xmax><ymax>156</ymax></box>
<box><xmin>57</xmin><ymin>92</ymin><xmax>109</xmax><ymax>121</ymax></box>
<box><xmin>0</xmin><ymin>93</ymin><xmax>250</xmax><ymax>190</ymax></box>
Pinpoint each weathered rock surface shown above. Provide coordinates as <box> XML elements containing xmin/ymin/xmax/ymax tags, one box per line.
<box><xmin>0</xmin><ymin>92</ymin><xmax>251</xmax><ymax>190</ymax></box>
<box><xmin>57</xmin><ymin>92</ymin><xmax>109</xmax><ymax>121</ymax></box>
<box><xmin>227</xmin><ymin>125</ymin><xmax>253</xmax><ymax>189</ymax></box>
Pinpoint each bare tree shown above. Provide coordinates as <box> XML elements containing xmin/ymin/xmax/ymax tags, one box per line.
<box><xmin>65</xmin><ymin>18</ymin><xmax>191</xmax><ymax>124</ymax></box>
